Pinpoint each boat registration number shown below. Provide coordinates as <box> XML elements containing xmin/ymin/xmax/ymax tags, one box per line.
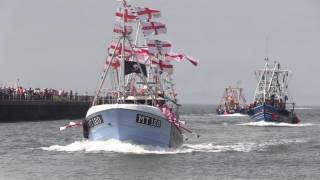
<box><xmin>136</xmin><ymin>114</ymin><xmax>161</xmax><ymax>128</ymax></box>
<box><xmin>87</xmin><ymin>115</ymin><xmax>104</xmax><ymax>128</ymax></box>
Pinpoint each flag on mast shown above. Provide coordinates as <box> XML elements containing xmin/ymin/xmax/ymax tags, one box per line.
<box><xmin>151</xmin><ymin>57</ymin><xmax>173</xmax><ymax>74</ymax></box>
<box><xmin>136</xmin><ymin>7</ymin><xmax>161</xmax><ymax>20</ymax></box>
<box><xmin>141</xmin><ymin>22</ymin><xmax>167</xmax><ymax>36</ymax></box>
<box><xmin>147</xmin><ymin>39</ymin><xmax>171</xmax><ymax>55</ymax></box>
<box><xmin>106</xmin><ymin>57</ymin><xmax>120</xmax><ymax>69</ymax></box>
<box><xmin>165</xmin><ymin>53</ymin><xmax>199</xmax><ymax>66</ymax></box>
<box><xmin>115</xmin><ymin>6</ymin><xmax>137</xmax><ymax>23</ymax></box>
<box><xmin>108</xmin><ymin>41</ymin><xmax>133</xmax><ymax>56</ymax></box>
<box><xmin>124</xmin><ymin>61</ymin><xmax>148</xmax><ymax>77</ymax></box>
<box><xmin>113</xmin><ymin>24</ymin><xmax>133</xmax><ymax>36</ymax></box>
<box><xmin>165</xmin><ymin>53</ymin><xmax>184</xmax><ymax>62</ymax></box>
<box><xmin>134</xmin><ymin>48</ymin><xmax>150</xmax><ymax>62</ymax></box>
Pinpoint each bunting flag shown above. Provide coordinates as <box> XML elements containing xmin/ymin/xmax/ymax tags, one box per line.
<box><xmin>106</xmin><ymin>57</ymin><xmax>120</xmax><ymax>69</ymax></box>
<box><xmin>113</xmin><ymin>24</ymin><xmax>133</xmax><ymax>36</ymax></box>
<box><xmin>115</xmin><ymin>6</ymin><xmax>137</xmax><ymax>23</ymax></box>
<box><xmin>134</xmin><ymin>48</ymin><xmax>150</xmax><ymax>62</ymax></box>
<box><xmin>141</xmin><ymin>22</ymin><xmax>167</xmax><ymax>36</ymax></box>
<box><xmin>147</xmin><ymin>39</ymin><xmax>171</xmax><ymax>55</ymax></box>
<box><xmin>136</xmin><ymin>7</ymin><xmax>161</xmax><ymax>20</ymax></box>
<box><xmin>151</xmin><ymin>58</ymin><xmax>173</xmax><ymax>74</ymax></box>
<box><xmin>165</xmin><ymin>53</ymin><xmax>199</xmax><ymax>66</ymax></box>
<box><xmin>134</xmin><ymin>48</ymin><xmax>149</xmax><ymax>55</ymax></box>
<box><xmin>59</xmin><ymin>121</ymin><xmax>82</xmax><ymax>131</ymax></box>
<box><xmin>125</xmin><ymin>61</ymin><xmax>148</xmax><ymax>77</ymax></box>
<box><xmin>108</xmin><ymin>41</ymin><xmax>133</xmax><ymax>56</ymax></box>
<box><xmin>165</xmin><ymin>53</ymin><xmax>184</xmax><ymax>62</ymax></box>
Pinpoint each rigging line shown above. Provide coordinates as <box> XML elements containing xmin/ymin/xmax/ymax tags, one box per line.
<box><xmin>92</xmin><ymin>37</ymin><xmax>122</xmax><ymax>106</ymax></box>
<box><xmin>125</xmin><ymin>32</ymin><xmax>159</xmax><ymax>103</ymax></box>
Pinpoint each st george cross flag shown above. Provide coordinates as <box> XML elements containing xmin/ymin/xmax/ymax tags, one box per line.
<box><xmin>124</xmin><ymin>61</ymin><xmax>148</xmax><ymax>77</ymax></box>
<box><xmin>115</xmin><ymin>6</ymin><xmax>137</xmax><ymax>23</ymax></box>
<box><xmin>141</xmin><ymin>22</ymin><xmax>167</xmax><ymax>36</ymax></box>
<box><xmin>113</xmin><ymin>24</ymin><xmax>133</xmax><ymax>36</ymax></box>
<box><xmin>135</xmin><ymin>7</ymin><xmax>161</xmax><ymax>20</ymax></box>
<box><xmin>151</xmin><ymin>57</ymin><xmax>173</xmax><ymax>74</ymax></box>
<box><xmin>108</xmin><ymin>41</ymin><xmax>133</xmax><ymax>56</ymax></box>
<box><xmin>106</xmin><ymin>57</ymin><xmax>120</xmax><ymax>69</ymax></box>
<box><xmin>147</xmin><ymin>39</ymin><xmax>171</xmax><ymax>55</ymax></box>
<box><xmin>134</xmin><ymin>48</ymin><xmax>150</xmax><ymax>62</ymax></box>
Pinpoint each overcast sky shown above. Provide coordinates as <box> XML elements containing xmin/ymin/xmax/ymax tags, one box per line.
<box><xmin>0</xmin><ymin>0</ymin><xmax>319</xmax><ymax>105</ymax></box>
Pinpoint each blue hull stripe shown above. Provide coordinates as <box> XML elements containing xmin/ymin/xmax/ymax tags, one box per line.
<box><xmin>250</xmin><ymin>104</ymin><xmax>280</xmax><ymax>122</ymax></box>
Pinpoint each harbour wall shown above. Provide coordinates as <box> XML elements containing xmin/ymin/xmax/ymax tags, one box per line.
<box><xmin>0</xmin><ymin>99</ymin><xmax>91</xmax><ymax>122</ymax></box>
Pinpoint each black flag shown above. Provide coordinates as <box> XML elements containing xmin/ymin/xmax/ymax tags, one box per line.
<box><xmin>124</xmin><ymin>61</ymin><xmax>148</xmax><ymax>77</ymax></box>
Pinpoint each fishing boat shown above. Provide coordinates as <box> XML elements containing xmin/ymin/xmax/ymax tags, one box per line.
<box><xmin>249</xmin><ymin>58</ymin><xmax>300</xmax><ymax>124</ymax></box>
<box><xmin>81</xmin><ymin>0</ymin><xmax>198</xmax><ymax>148</ymax></box>
<box><xmin>216</xmin><ymin>85</ymin><xmax>248</xmax><ymax>116</ymax></box>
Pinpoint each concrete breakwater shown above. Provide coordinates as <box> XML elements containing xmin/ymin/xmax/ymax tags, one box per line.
<box><xmin>0</xmin><ymin>96</ymin><xmax>92</xmax><ymax>122</ymax></box>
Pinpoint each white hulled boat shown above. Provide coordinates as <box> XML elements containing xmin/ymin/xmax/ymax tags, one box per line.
<box><xmin>82</xmin><ymin>0</ymin><xmax>198</xmax><ymax>148</ymax></box>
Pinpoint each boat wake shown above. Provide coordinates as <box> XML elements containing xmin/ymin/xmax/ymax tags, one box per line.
<box><xmin>217</xmin><ymin>113</ymin><xmax>248</xmax><ymax>117</ymax></box>
<box><xmin>237</xmin><ymin>121</ymin><xmax>314</xmax><ymax>127</ymax></box>
<box><xmin>41</xmin><ymin>138</ymin><xmax>307</xmax><ymax>154</ymax></box>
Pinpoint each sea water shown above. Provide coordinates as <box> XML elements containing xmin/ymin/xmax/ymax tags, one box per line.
<box><xmin>0</xmin><ymin>105</ymin><xmax>320</xmax><ymax>180</ymax></box>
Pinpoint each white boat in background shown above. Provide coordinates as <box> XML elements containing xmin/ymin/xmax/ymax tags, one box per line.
<box><xmin>82</xmin><ymin>0</ymin><xmax>198</xmax><ymax>148</ymax></box>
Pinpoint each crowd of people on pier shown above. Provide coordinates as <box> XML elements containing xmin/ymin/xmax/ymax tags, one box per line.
<box><xmin>0</xmin><ymin>86</ymin><xmax>89</xmax><ymax>102</ymax></box>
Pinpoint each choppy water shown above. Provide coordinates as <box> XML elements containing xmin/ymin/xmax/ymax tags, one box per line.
<box><xmin>1</xmin><ymin>105</ymin><xmax>320</xmax><ymax>180</ymax></box>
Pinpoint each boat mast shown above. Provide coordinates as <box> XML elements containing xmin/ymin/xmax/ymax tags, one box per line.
<box><xmin>253</xmin><ymin>58</ymin><xmax>269</xmax><ymax>103</ymax></box>
<box><xmin>118</xmin><ymin>0</ymin><xmax>126</xmax><ymax>103</ymax></box>
<box><xmin>92</xmin><ymin>37</ymin><xmax>122</xmax><ymax>106</ymax></box>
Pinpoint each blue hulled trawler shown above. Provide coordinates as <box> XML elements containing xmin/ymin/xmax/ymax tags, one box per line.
<box><xmin>249</xmin><ymin>58</ymin><xmax>300</xmax><ymax>124</ymax></box>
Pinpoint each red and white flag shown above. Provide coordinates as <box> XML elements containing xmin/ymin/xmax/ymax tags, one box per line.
<box><xmin>165</xmin><ymin>53</ymin><xmax>199</xmax><ymax>66</ymax></box>
<box><xmin>134</xmin><ymin>48</ymin><xmax>150</xmax><ymax>62</ymax></box>
<box><xmin>141</xmin><ymin>22</ymin><xmax>167</xmax><ymax>36</ymax></box>
<box><xmin>165</xmin><ymin>53</ymin><xmax>184</xmax><ymax>62</ymax></box>
<box><xmin>106</xmin><ymin>57</ymin><xmax>120</xmax><ymax>69</ymax></box>
<box><xmin>115</xmin><ymin>6</ymin><xmax>137</xmax><ymax>23</ymax></box>
<box><xmin>136</xmin><ymin>7</ymin><xmax>161</xmax><ymax>20</ymax></box>
<box><xmin>113</xmin><ymin>24</ymin><xmax>133</xmax><ymax>36</ymax></box>
<box><xmin>108</xmin><ymin>41</ymin><xmax>133</xmax><ymax>56</ymax></box>
<box><xmin>59</xmin><ymin>121</ymin><xmax>82</xmax><ymax>131</ymax></box>
<box><xmin>151</xmin><ymin>57</ymin><xmax>173</xmax><ymax>74</ymax></box>
<box><xmin>147</xmin><ymin>39</ymin><xmax>171</xmax><ymax>55</ymax></box>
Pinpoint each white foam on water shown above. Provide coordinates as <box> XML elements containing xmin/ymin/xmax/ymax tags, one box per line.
<box><xmin>184</xmin><ymin>142</ymin><xmax>257</xmax><ymax>153</ymax></box>
<box><xmin>238</xmin><ymin>121</ymin><xmax>314</xmax><ymax>127</ymax></box>
<box><xmin>217</xmin><ymin>113</ymin><xmax>248</xmax><ymax>117</ymax></box>
<box><xmin>41</xmin><ymin>140</ymin><xmax>193</xmax><ymax>154</ymax></box>
<box><xmin>41</xmin><ymin>138</ymin><xmax>308</xmax><ymax>154</ymax></box>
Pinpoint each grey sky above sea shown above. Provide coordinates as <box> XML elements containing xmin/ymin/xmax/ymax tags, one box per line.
<box><xmin>0</xmin><ymin>0</ymin><xmax>319</xmax><ymax>105</ymax></box>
